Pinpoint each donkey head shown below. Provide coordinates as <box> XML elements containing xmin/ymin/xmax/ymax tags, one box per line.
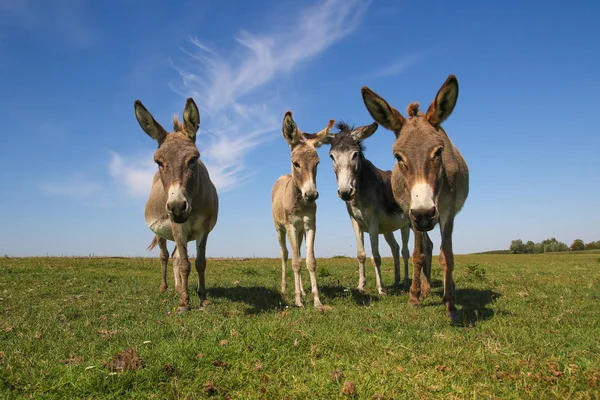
<box><xmin>328</xmin><ymin>121</ymin><xmax>378</xmax><ymax>201</ymax></box>
<box><xmin>282</xmin><ymin>111</ymin><xmax>334</xmax><ymax>203</ymax></box>
<box><xmin>134</xmin><ymin>98</ymin><xmax>201</xmax><ymax>224</ymax></box>
<box><xmin>361</xmin><ymin>75</ymin><xmax>459</xmax><ymax>231</ymax></box>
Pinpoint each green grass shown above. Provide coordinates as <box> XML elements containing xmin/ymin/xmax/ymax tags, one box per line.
<box><xmin>1</xmin><ymin>253</ymin><xmax>599</xmax><ymax>399</ymax></box>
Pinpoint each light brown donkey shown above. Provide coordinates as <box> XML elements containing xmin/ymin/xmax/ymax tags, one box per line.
<box><xmin>272</xmin><ymin>111</ymin><xmax>333</xmax><ymax>309</ymax></box>
<box><xmin>134</xmin><ymin>98</ymin><xmax>219</xmax><ymax>313</ymax></box>
<box><xmin>361</xmin><ymin>75</ymin><xmax>469</xmax><ymax>320</ymax></box>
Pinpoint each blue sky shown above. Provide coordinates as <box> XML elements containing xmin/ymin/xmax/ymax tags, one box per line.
<box><xmin>1</xmin><ymin>0</ymin><xmax>598</xmax><ymax>257</ymax></box>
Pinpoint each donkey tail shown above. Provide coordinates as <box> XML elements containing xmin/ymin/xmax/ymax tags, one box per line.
<box><xmin>147</xmin><ymin>236</ymin><xmax>159</xmax><ymax>251</ymax></box>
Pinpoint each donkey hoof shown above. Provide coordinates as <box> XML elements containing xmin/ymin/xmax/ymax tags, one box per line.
<box><xmin>159</xmin><ymin>285</ymin><xmax>168</xmax><ymax>293</ymax></box>
<box><xmin>378</xmin><ymin>290</ymin><xmax>387</xmax><ymax>297</ymax></box>
<box><xmin>200</xmin><ymin>299</ymin><xmax>211</xmax><ymax>307</ymax></box>
<box><xmin>177</xmin><ymin>305</ymin><xmax>190</xmax><ymax>314</ymax></box>
<box><xmin>408</xmin><ymin>297</ymin><xmax>421</xmax><ymax>307</ymax></box>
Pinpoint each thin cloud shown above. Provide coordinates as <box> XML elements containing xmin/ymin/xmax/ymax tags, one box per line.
<box><xmin>108</xmin><ymin>152</ymin><xmax>156</xmax><ymax>199</ymax></box>
<box><xmin>365</xmin><ymin>53</ymin><xmax>424</xmax><ymax>79</ymax></box>
<box><xmin>111</xmin><ymin>0</ymin><xmax>370</xmax><ymax>197</ymax></box>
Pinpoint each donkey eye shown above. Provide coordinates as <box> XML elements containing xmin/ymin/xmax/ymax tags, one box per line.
<box><xmin>155</xmin><ymin>160</ymin><xmax>163</xmax><ymax>168</ymax></box>
<box><xmin>394</xmin><ymin>154</ymin><xmax>404</xmax><ymax>164</ymax></box>
<box><xmin>293</xmin><ymin>161</ymin><xmax>300</xmax><ymax>169</ymax></box>
<box><xmin>352</xmin><ymin>152</ymin><xmax>358</xmax><ymax>160</ymax></box>
<box><xmin>433</xmin><ymin>147</ymin><xmax>444</xmax><ymax>159</ymax></box>
<box><xmin>329</xmin><ymin>154</ymin><xmax>335</xmax><ymax>162</ymax></box>
<box><xmin>188</xmin><ymin>157</ymin><xmax>198</xmax><ymax>167</ymax></box>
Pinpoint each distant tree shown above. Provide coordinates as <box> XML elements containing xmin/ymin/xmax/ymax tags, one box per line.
<box><xmin>570</xmin><ymin>239</ymin><xmax>585</xmax><ymax>251</ymax></box>
<box><xmin>541</xmin><ymin>238</ymin><xmax>569</xmax><ymax>253</ymax></box>
<box><xmin>525</xmin><ymin>241</ymin><xmax>536</xmax><ymax>254</ymax></box>
<box><xmin>585</xmin><ymin>241</ymin><xmax>599</xmax><ymax>250</ymax></box>
<box><xmin>510</xmin><ymin>239</ymin><xmax>526</xmax><ymax>254</ymax></box>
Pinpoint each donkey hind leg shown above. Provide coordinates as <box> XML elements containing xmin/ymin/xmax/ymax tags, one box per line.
<box><xmin>195</xmin><ymin>231</ymin><xmax>209</xmax><ymax>307</ymax></box>
<box><xmin>277</xmin><ymin>226</ymin><xmax>289</xmax><ymax>294</ymax></box>
<box><xmin>368</xmin><ymin>220</ymin><xmax>385</xmax><ymax>296</ymax></box>
<box><xmin>383</xmin><ymin>232</ymin><xmax>400</xmax><ymax>289</ymax></box>
<box><xmin>400</xmin><ymin>226</ymin><xmax>411</xmax><ymax>289</ymax></box>
<box><xmin>158</xmin><ymin>237</ymin><xmax>169</xmax><ymax>293</ymax></box>
<box><xmin>350</xmin><ymin>218</ymin><xmax>367</xmax><ymax>292</ymax></box>
<box><xmin>287</xmin><ymin>226</ymin><xmax>304</xmax><ymax>307</ymax></box>
<box><xmin>420</xmin><ymin>231</ymin><xmax>434</xmax><ymax>300</ymax></box>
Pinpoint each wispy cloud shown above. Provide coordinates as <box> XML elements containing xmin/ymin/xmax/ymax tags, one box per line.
<box><xmin>108</xmin><ymin>152</ymin><xmax>156</xmax><ymax>199</ymax></box>
<box><xmin>365</xmin><ymin>53</ymin><xmax>424</xmax><ymax>79</ymax></box>
<box><xmin>112</xmin><ymin>0</ymin><xmax>370</xmax><ymax>197</ymax></box>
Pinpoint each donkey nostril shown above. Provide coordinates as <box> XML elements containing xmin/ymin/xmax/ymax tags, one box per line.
<box><xmin>166</xmin><ymin>203</ymin><xmax>171</xmax><ymax>212</ymax></box>
<box><xmin>314</xmin><ymin>191</ymin><xmax>319</xmax><ymax>200</ymax></box>
<box><xmin>183</xmin><ymin>201</ymin><xmax>188</xmax><ymax>211</ymax></box>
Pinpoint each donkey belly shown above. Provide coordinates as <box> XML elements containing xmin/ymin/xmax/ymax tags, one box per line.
<box><xmin>148</xmin><ymin>218</ymin><xmax>175</xmax><ymax>242</ymax></box>
<box><xmin>378</xmin><ymin>211</ymin><xmax>409</xmax><ymax>234</ymax></box>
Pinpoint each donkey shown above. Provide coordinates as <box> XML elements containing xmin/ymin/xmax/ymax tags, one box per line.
<box><xmin>361</xmin><ymin>75</ymin><xmax>469</xmax><ymax>319</ymax></box>
<box><xmin>272</xmin><ymin>111</ymin><xmax>334</xmax><ymax>309</ymax></box>
<box><xmin>134</xmin><ymin>98</ymin><xmax>219</xmax><ymax>313</ymax></box>
<box><xmin>325</xmin><ymin>121</ymin><xmax>412</xmax><ymax>295</ymax></box>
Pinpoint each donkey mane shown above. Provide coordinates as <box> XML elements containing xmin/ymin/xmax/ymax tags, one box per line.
<box><xmin>406</xmin><ymin>102</ymin><xmax>422</xmax><ymax>118</ymax></box>
<box><xmin>334</xmin><ymin>120</ymin><xmax>365</xmax><ymax>153</ymax></box>
<box><xmin>172</xmin><ymin>115</ymin><xmax>185</xmax><ymax>133</ymax></box>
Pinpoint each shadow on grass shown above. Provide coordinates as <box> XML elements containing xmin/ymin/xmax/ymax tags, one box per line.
<box><xmin>453</xmin><ymin>287</ymin><xmax>501</xmax><ymax>327</ymax></box>
<box><xmin>319</xmin><ymin>285</ymin><xmax>382</xmax><ymax>306</ymax></box>
<box><xmin>208</xmin><ymin>286</ymin><xmax>285</xmax><ymax>315</ymax></box>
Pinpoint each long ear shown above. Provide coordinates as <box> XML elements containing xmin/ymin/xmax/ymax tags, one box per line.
<box><xmin>282</xmin><ymin>111</ymin><xmax>300</xmax><ymax>148</ymax></box>
<box><xmin>350</xmin><ymin>122</ymin><xmax>378</xmax><ymax>142</ymax></box>
<box><xmin>183</xmin><ymin>97</ymin><xmax>200</xmax><ymax>142</ymax></box>
<box><xmin>134</xmin><ymin>100</ymin><xmax>168</xmax><ymax>145</ymax></box>
<box><xmin>305</xmin><ymin>119</ymin><xmax>335</xmax><ymax>148</ymax></box>
<box><xmin>426</xmin><ymin>75</ymin><xmax>458</xmax><ymax>127</ymax></box>
<box><xmin>361</xmin><ymin>87</ymin><xmax>404</xmax><ymax>135</ymax></box>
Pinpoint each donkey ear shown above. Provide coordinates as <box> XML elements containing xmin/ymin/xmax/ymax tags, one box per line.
<box><xmin>183</xmin><ymin>97</ymin><xmax>200</xmax><ymax>142</ymax></box>
<box><xmin>361</xmin><ymin>87</ymin><xmax>404</xmax><ymax>136</ymax></box>
<box><xmin>426</xmin><ymin>75</ymin><xmax>458</xmax><ymax>127</ymax></box>
<box><xmin>282</xmin><ymin>111</ymin><xmax>300</xmax><ymax>147</ymax></box>
<box><xmin>134</xmin><ymin>100</ymin><xmax>168</xmax><ymax>145</ymax></box>
<box><xmin>350</xmin><ymin>122</ymin><xmax>378</xmax><ymax>142</ymax></box>
<box><xmin>307</xmin><ymin>119</ymin><xmax>335</xmax><ymax>148</ymax></box>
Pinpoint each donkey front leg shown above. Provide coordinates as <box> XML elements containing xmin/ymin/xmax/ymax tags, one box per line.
<box><xmin>172</xmin><ymin>224</ymin><xmax>191</xmax><ymax>313</ymax></box>
<box><xmin>195</xmin><ymin>231</ymin><xmax>209</xmax><ymax>307</ymax></box>
<box><xmin>408</xmin><ymin>228</ymin><xmax>427</xmax><ymax>306</ymax></box>
<box><xmin>400</xmin><ymin>226</ymin><xmax>411</xmax><ymax>289</ymax></box>
<box><xmin>350</xmin><ymin>218</ymin><xmax>367</xmax><ymax>292</ymax></box>
<box><xmin>368</xmin><ymin>220</ymin><xmax>385</xmax><ymax>296</ymax></box>
<box><xmin>439</xmin><ymin>215</ymin><xmax>457</xmax><ymax>320</ymax></box>
<box><xmin>157</xmin><ymin>237</ymin><xmax>169</xmax><ymax>293</ymax></box>
<box><xmin>304</xmin><ymin>219</ymin><xmax>325</xmax><ymax>308</ymax></box>
<box><xmin>287</xmin><ymin>226</ymin><xmax>304</xmax><ymax>307</ymax></box>
<box><xmin>276</xmin><ymin>226</ymin><xmax>288</xmax><ymax>294</ymax></box>
<box><xmin>383</xmin><ymin>232</ymin><xmax>400</xmax><ymax>289</ymax></box>
<box><xmin>420</xmin><ymin>231</ymin><xmax>434</xmax><ymax>299</ymax></box>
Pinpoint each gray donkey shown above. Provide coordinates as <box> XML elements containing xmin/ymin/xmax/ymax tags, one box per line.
<box><xmin>325</xmin><ymin>121</ymin><xmax>415</xmax><ymax>295</ymax></box>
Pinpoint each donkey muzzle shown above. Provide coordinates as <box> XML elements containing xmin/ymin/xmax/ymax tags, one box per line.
<box><xmin>410</xmin><ymin>207</ymin><xmax>438</xmax><ymax>232</ymax></box>
<box><xmin>338</xmin><ymin>187</ymin><xmax>354</xmax><ymax>201</ymax></box>
<box><xmin>303</xmin><ymin>191</ymin><xmax>319</xmax><ymax>203</ymax></box>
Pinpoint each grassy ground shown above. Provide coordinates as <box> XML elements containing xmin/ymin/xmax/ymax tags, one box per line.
<box><xmin>1</xmin><ymin>253</ymin><xmax>599</xmax><ymax>399</ymax></box>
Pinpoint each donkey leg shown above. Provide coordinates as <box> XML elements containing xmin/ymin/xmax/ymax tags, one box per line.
<box><xmin>195</xmin><ymin>232</ymin><xmax>209</xmax><ymax>306</ymax></box>
<box><xmin>350</xmin><ymin>218</ymin><xmax>367</xmax><ymax>292</ymax></box>
<box><xmin>383</xmin><ymin>232</ymin><xmax>401</xmax><ymax>289</ymax></box>
<box><xmin>172</xmin><ymin>224</ymin><xmax>191</xmax><ymax>313</ymax></box>
<box><xmin>287</xmin><ymin>226</ymin><xmax>304</xmax><ymax>307</ymax></box>
<box><xmin>400</xmin><ymin>226</ymin><xmax>411</xmax><ymax>289</ymax></box>
<box><xmin>420</xmin><ymin>232</ymin><xmax>433</xmax><ymax>300</ymax></box>
<box><xmin>305</xmin><ymin>220</ymin><xmax>325</xmax><ymax>308</ymax></box>
<box><xmin>408</xmin><ymin>228</ymin><xmax>426</xmax><ymax>306</ymax></box>
<box><xmin>157</xmin><ymin>237</ymin><xmax>169</xmax><ymax>293</ymax></box>
<box><xmin>276</xmin><ymin>226</ymin><xmax>289</xmax><ymax>294</ymax></box>
<box><xmin>439</xmin><ymin>215</ymin><xmax>457</xmax><ymax>320</ymax></box>
<box><xmin>368</xmin><ymin>221</ymin><xmax>385</xmax><ymax>296</ymax></box>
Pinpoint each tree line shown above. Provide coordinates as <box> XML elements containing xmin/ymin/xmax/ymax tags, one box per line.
<box><xmin>509</xmin><ymin>238</ymin><xmax>600</xmax><ymax>254</ymax></box>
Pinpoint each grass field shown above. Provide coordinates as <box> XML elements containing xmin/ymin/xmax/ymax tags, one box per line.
<box><xmin>1</xmin><ymin>253</ymin><xmax>599</xmax><ymax>399</ymax></box>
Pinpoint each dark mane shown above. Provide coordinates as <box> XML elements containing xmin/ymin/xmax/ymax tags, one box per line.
<box><xmin>332</xmin><ymin>120</ymin><xmax>365</xmax><ymax>153</ymax></box>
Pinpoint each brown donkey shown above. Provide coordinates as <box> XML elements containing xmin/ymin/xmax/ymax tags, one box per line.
<box><xmin>272</xmin><ymin>111</ymin><xmax>334</xmax><ymax>309</ymax></box>
<box><xmin>325</xmin><ymin>121</ymin><xmax>412</xmax><ymax>294</ymax></box>
<box><xmin>134</xmin><ymin>98</ymin><xmax>219</xmax><ymax>313</ymax></box>
<box><xmin>361</xmin><ymin>75</ymin><xmax>469</xmax><ymax>320</ymax></box>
